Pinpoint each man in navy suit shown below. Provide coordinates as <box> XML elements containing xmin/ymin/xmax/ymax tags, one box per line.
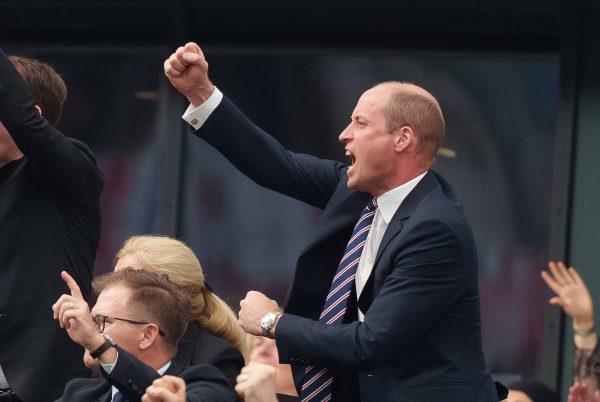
<box><xmin>53</xmin><ymin>268</ymin><xmax>235</xmax><ymax>402</ymax></box>
<box><xmin>164</xmin><ymin>42</ymin><xmax>501</xmax><ymax>402</ymax></box>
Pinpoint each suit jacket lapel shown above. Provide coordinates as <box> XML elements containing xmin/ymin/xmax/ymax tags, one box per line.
<box><xmin>374</xmin><ymin>171</ymin><xmax>439</xmax><ymax>266</ymax></box>
<box><xmin>358</xmin><ymin>171</ymin><xmax>440</xmax><ymax>309</ymax></box>
<box><xmin>300</xmin><ymin>184</ymin><xmax>370</xmax><ymax>256</ymax></box>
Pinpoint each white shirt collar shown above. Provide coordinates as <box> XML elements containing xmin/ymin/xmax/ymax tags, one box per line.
<box><xmin>375</xmin><ymin>171</ymin><xmax>428</xmax><ymax>223</ymax></box>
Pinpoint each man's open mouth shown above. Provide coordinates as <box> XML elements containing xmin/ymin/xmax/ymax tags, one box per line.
<box><xmin>346</xmin><ymin>150</ymin><xmax>356</xmax><ymax>166</ymax></box>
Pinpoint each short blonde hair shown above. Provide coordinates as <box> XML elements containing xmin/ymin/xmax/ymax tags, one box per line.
<box><xmin>376</xmin><ymin>81</ymin><xmax>445</xmax><ymax>161</ymax></box>
<box><xmin>115</xmin><ymin>235</ymin><xmax>246</xmax><ymax>356</ymax></box>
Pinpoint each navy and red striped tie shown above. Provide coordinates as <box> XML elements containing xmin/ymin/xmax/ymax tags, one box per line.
<box><xmin>300</xmin><ymin>198</ymin><xmax>378</xmax><ymax>402</ymax></box>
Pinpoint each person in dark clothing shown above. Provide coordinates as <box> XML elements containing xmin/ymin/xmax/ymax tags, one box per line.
<box><xmin>0</xmin><ymin>49</ymin><xmax>103</xmax><ymax>401</ymax></box>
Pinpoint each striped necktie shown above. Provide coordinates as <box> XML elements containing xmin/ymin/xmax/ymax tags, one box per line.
<box><xmin>300</xmin><ymin>198</ymin><xmax>378</xmax><ymax>402</ymax></box>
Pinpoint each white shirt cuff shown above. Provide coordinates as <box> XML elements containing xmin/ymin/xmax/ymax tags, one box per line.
<box><xmin>100</xmin><ymin>350</ymin><xmax>119</xmax><ymax>374</ymax></box>
<box><xmin>182</xmin><ymin>87</ymin><xmax>224</xmax><ymax>130</ymax></box>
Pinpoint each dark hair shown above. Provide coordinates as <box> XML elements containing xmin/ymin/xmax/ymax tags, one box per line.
<box><xmin>92</xmin><ymin>269</ymin><xmax>192</xmax><ymax>352</ymax></box>
<box><xmin>8</xmin><ymin>55</ymin><xmax>67</xmax><ymax>127</ymax></box>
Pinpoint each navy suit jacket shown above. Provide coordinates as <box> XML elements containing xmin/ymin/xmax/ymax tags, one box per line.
<box><xmin>57</xmin><ymin>346</ymin><xmax>235</xmax><ymax>402</ymax></box>
<box><xmin>195</xmin><ymin>95</ymin><xmax>498</xmax><ymax>402</ymax></box>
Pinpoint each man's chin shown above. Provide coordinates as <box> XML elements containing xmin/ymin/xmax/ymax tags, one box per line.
<box><xmin>346</xmin><ymin>177</ymin><xmax>359</xmax><ymax>191</ymax></box>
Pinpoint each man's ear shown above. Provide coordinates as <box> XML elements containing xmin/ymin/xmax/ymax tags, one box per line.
<box><xmin>34</xmin><ymin>105</ymin><xmax>42</xmax><ymax>117</ymax></box>
<box><xmin>394</xmin><ymin>126</ymin><xmax>414</xmax><ymax>153</ymax></box>
<box><xmin>139</xmin><ymin>324</ymin><xmax>160</xmax><ymax>350</ymax></box>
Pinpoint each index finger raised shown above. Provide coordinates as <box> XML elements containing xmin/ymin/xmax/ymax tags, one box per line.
<box><xmin>61</xmin><ymin>270</ymin><xmax>83</xmax><ymax>299</ymax></box>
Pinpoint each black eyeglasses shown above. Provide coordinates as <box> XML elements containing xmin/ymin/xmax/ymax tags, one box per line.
<box><xmin>92</xmin><ymin>314</ymin><xmax>166</xmax><ymax>337</ymax></box>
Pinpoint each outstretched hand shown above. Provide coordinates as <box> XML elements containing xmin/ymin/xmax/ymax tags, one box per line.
<box><xmin>541</xmin><ymin>261</ymin><xmax>594</xmax><ymax>329</ymax></box>
<box><xmin>164</xmin><ymin>42</ymin><xmax>214</xmax><ymax>107</ymax></box>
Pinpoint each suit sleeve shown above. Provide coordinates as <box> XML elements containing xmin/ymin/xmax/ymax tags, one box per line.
<box><xmin>181</xmin><ymin>364</ymin><xmax>237</xmax><ymax>402</ymax></box>
<box><xmin>103</xmin><ymin>346</ymin><xmax>161</xmax><ymax>401</ymax></box>
<box><xmin>105</xmin><ymin>346</ymin><xmax>236</xmax><ymax>402</ymax></box>
<box><xmin>276</xmin><ymin>219</ymin><xmax>470</xmax><ymax>371</ymax></box>
<box><xmin>0</xmin><ymin>49</ymin><xmax>103</xmax><ymax>206</ymax></box>
<box><xmin>194</xmin><ymin>95</ymin><xmax>346</xmax><ymax>209</ymax></box>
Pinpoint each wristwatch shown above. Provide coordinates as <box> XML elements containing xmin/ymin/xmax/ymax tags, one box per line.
<box><xmin>90</xmin><ymin>335</ymin><xmax>116</xmax><ymax>359</ymax></box>
<box><xmin>574</xmin><ymin>325</ymin><xmax>596</xmax><ymax>337</ymax></box>
<box><xmin>260</xmin><ymin>310</ymin><xmax>282</xmax><ymax>338</ymax></box>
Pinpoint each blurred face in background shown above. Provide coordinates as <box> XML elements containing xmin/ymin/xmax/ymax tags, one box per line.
<box><xmin>506</xmin><ymin>389</ymin><xmax>533</xmax><ymax>402</ymax></box>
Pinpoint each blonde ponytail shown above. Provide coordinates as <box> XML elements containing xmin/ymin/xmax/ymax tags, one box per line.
<box><xmin>115</xmin><ymin>235</ymin><xmax>247</xmax><ymax>357</ymax></box>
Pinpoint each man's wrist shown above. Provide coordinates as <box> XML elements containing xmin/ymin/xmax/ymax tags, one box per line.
<box><xmin>260</xmin><ymin>310</ymin><xmax>282</xmax><ymax>339</ymax></box>
<box><xmin>85</xmin><ymin>333</ymin><xmax>108</xmax><ymax>352</ymax></box>
<box><xmin>268</xmin><ymin>312</ymin><xmax>283</xmax><ymax>338</ymax></box>
<box><xmin>574</xmin><ymin>324</ymin><xmax>596</xmax><ymax>337</ymax></box>
<box><xmin>188</xmin><ymin>84</ymin><xmax>216</xmax><ymax>108</ymax></box>
<box><xmin>574</xmin><ymin>318</ymin><xmax>595</xmax><ymax>333</ymax></box>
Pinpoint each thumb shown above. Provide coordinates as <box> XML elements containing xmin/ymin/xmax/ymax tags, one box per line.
<box><xmin>184</xmin><ymin>42</ymin><xmax>201</xmax><ymax>53</ymax></box>
<box><xmin>182</xmin><ymin>52</ymin><xmax>204</xmax><ymax>65</ymax></box>
<box><xmin>549</xmin><ymin>297</ymin><xmax>563</xmax><ymax>306</ymax></box>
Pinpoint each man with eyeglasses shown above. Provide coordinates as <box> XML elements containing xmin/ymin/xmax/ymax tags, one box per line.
<box><xmin>52</xmin><ymin>268</ymin><xmax>235</xmax><ymax>402</ymax></box>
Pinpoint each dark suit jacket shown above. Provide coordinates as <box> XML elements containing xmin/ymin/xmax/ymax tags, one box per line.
<box><xmin>195</xmin><ymin>96</ymin><xmax>497</xmax><ymax>401</ymax></box>
<box><xmin>57</xmin><ymin>345</ymin><xmax>235</xmax><ymax>402</ymax></box>
<box><xmin>175</xmin><ymin>322</ymin><xmax>244</xmax><ymax>389</ymax></box>
<box><xmin>0</xmin><ymin>50</ymin><xmax>103</xmax><ymax>401</ymax></box>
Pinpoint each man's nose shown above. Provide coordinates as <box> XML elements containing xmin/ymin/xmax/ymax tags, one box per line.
<box><xmin>339</xmin><ymin>123</ymin><xmax>352</xmax><ymax>143</ymax></box>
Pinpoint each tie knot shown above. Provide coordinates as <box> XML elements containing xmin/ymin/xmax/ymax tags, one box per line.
<box><xmin>367</xmin><ymin>197</ymin><xmax>378</xmax><ymax>212</ymax></box>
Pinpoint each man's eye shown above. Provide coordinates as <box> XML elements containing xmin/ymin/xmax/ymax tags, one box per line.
<box><xmin>356</xmin><ymin>121</ymin><xmax>366</xmax><ymax>128</ymax></box>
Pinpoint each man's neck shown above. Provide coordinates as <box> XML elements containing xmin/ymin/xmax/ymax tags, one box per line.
<box><xmin>141</xmin><ymin>351</ymin><xmax>173</xmax><ymax>372</ymax></box>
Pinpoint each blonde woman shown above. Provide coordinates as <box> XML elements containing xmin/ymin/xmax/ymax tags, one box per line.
<box><xmin>113</xmin><ymin>235</ymin><xmax>246</xmax><ymax>388</ymax></box>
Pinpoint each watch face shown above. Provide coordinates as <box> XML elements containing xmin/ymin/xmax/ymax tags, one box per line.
<box><xmin>261</xmin><ymin>312</ymin><xmax>275</xmax><ymax>329</ymax></box>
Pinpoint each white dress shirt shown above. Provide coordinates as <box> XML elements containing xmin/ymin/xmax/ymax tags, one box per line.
<box><xmin>355</xmin><ymin>172</ymin><xmax>426</xmax><ymax>321</ymax></box>
<box><xmin>0</xmin><ymin>365</ymin><xmax>8</xmax><ymax>389</ymax></box>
